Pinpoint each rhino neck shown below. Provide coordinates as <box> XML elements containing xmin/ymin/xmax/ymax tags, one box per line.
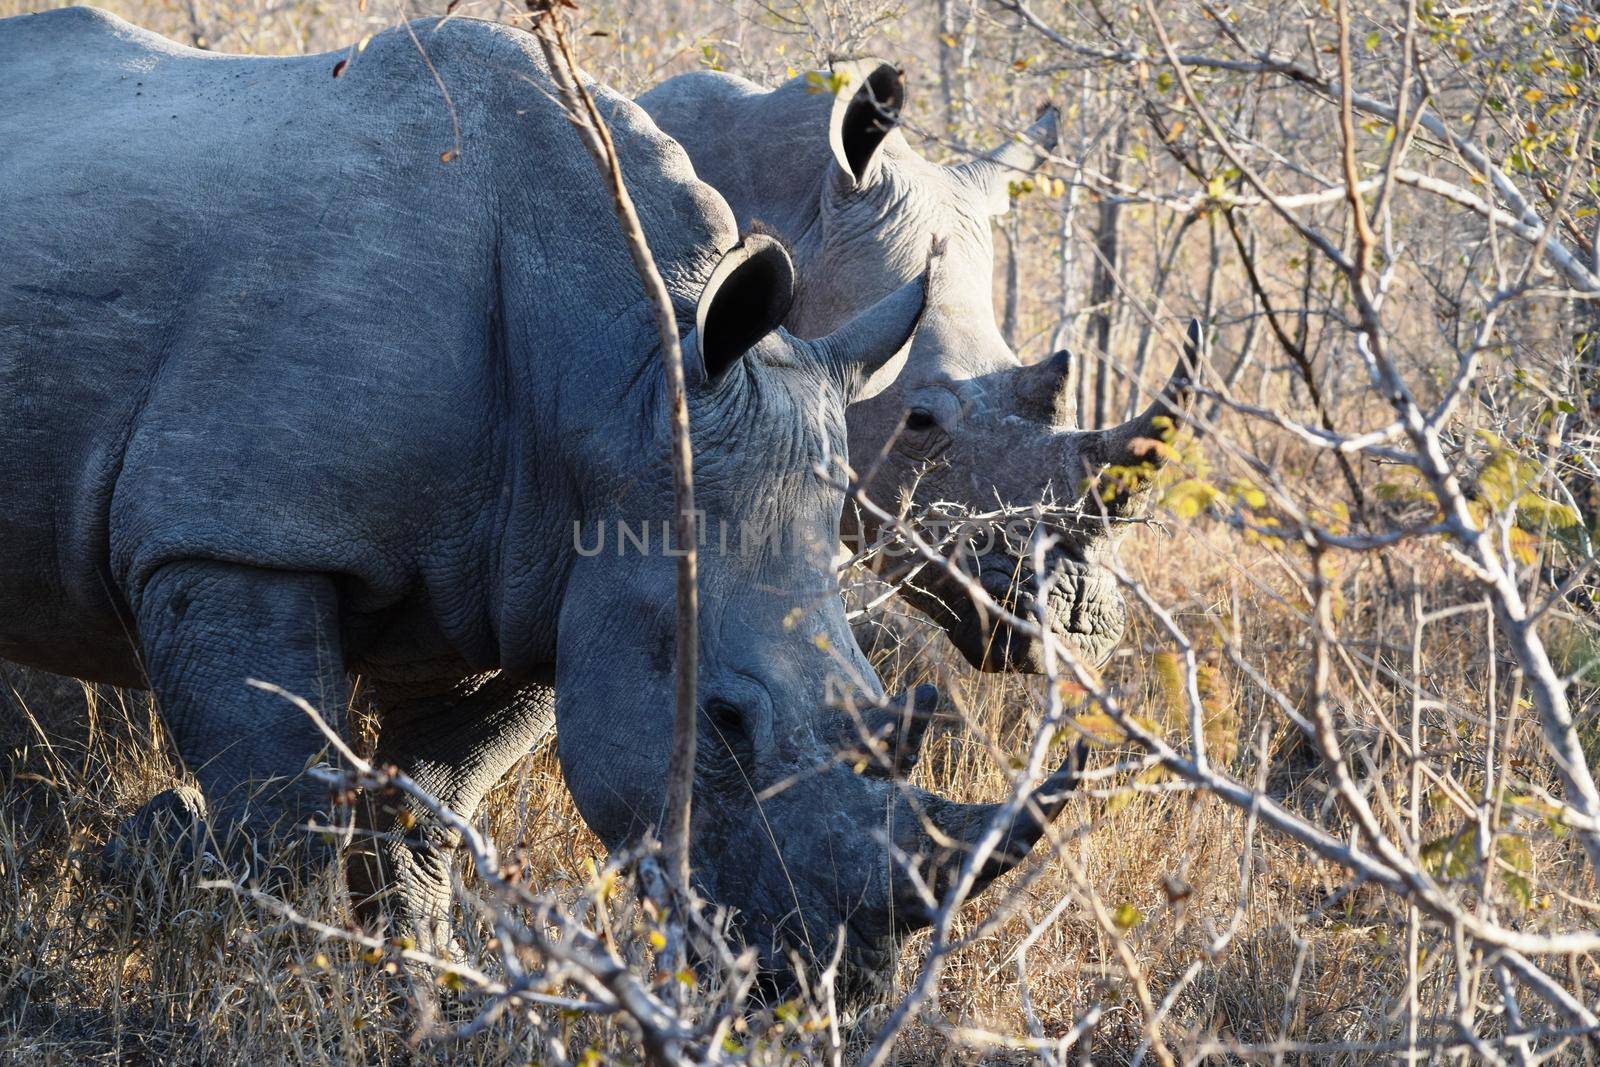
<box><xmin>489</xmin><ymin>238</ymin><xmax>682</xmax><ymax>674</ymax></box>
<box><xmin>475</xmin><ymin>67</ymin><xmax>727</xmax><ymax>674</ymax></box>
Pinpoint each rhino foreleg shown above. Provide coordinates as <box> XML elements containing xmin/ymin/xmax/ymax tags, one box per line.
<box><xmin>120</xmin><ymin>560</ymin><xmax>349</xmax><ymax>876</ymax></box>
<box><xmin>350</xmin><ymin>671</ymin><xmax>555</xmax><ymax>954</ymax></box>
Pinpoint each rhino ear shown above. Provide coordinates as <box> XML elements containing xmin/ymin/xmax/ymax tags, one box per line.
<box><xmin>827</xmin><ymin>60</ymin><xmax>905</xmax><ymax>187</ymax></box>
<box><xmin>814</xmin><ymin>268</ymin><xmax>928</xmax><ymax>403</ymax></box>
<box><xmin>692</xmin><ymin>235</ymin><xmax>796</xmax><ymax>383</ymax></box>
<box><xmin>955</xmin><ymin>105</ymin><xmax>1059</xmax><ymax>215</ymax></box>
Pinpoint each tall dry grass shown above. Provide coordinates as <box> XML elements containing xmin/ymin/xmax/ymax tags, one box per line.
<box><xmin>6</xmin><ymin>518</ymin><xmax>1594</xmax><ymax>1062</ymax></box>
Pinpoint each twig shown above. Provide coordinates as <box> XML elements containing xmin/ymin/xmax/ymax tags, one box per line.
<box><xmin>529</xmin><ymin>2</ymin><xmax>699</xmax><ymax>899</ymax></box>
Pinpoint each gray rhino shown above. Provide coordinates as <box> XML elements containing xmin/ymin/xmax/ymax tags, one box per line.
<box><xmin>640</xmin><ymin>62</ymin><xmax>1196</xmax><ymax>672</ymax></box>
<box><xmin>0</xmin><ymin>8</ymin><xmax>1077</xmax><ymax>985</ymax></box>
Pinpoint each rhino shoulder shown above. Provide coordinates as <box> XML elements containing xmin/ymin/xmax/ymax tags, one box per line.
<box><xmin>597</xmin><ymin>84</ymin><xmax>740</xmax><ymax>279</ymax></box>
<box><xmin>366</xmin><ymin>19</ymin><xmax>736</xmax><ymax>261</ymax></box>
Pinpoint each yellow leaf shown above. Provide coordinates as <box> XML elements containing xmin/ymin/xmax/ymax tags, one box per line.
<box><xmin>1074</xmin><ymin>708</ymin><xmax>1136</xmax><ymax>744</ymax></box>
<box><xmin>1160</xmin><ymin>478</ymin><xmax>1220</xmax><ymax>519</ymax></box>
<box><xmin>1228</xmin><ymin>479</ymin><xmax>1267</xmax><ymax>509</ymax></box>
<box><xmin>1103</xmin><ymin>787</ymin><xmax>1136</xmax><ymax>816</ymax></box>
<box><xmin>1516</xmin><ymin>493</ymin><xmax>1580</xmax><ymax>530</ymax></box>
<box><xmin>1154</xmin><ymin>651</ymin><xmax>1183</xmax><ymax>719</ymax></box>
<box><xmin>804</xmin><ymin>70</ymin><xmax>850</xmax><ymax>95</ymax></box>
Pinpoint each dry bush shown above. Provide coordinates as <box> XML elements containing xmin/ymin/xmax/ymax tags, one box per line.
<box><xmin>4</xmin><ymin>0</ymin><xmax>1600</xmax><ymax>1063</ymax></box>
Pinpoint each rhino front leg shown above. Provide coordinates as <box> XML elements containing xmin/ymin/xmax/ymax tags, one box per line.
<box><xmin>122</xmin><ymin>560</ymin><xmax>348</xmax><ymax>875</ymax></box>
<box><xmin>350</xmin><ymin>670</ymin><xmax>555</xmax><ymax>954</ymax></box>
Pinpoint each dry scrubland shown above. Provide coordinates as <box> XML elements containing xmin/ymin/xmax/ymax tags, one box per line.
<box><xmin>3</xmin><ymin>0</ymin><xmax>1599</xmax><ymax>1062</ymax></box>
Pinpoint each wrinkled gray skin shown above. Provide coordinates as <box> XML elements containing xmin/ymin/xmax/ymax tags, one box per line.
<box><xmin>0</xmin><ymin>8</ymin><xmax>1078</xmax><ymax>990</ymax></box>
<box><xmin>641</xmin><ymin>62</ymin><xmax>1196</xmax><ymax>672</ymax></box>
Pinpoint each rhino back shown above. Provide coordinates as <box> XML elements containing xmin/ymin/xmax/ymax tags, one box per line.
<box><xmin>638</xmin><ymin>69</ymin><xmax>833</xmax><ymax>242</ymax></box>
<box><xmin>0</xmin><ymin>8</ymin><xmax>734</xmax><ymax>680</ymax></box>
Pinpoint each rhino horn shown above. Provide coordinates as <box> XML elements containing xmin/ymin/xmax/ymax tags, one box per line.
<box><xmin>1087</xmin><ymin>318</ymin><xmax>1204</xmax><ymax>475</ymax></box>
<box><xmin>863</xmin><ymin>683</ymin><xmax>938</xmax><ymax>778</ymax></box>
<box><xmin>955</xmin><ymin>105</ymin><xmax>1060</xmax><ymax>215</ymax></box>
<box><xmin>1014</xmin><ymin>348</ymin><xmax>1075</xmax><ymax>424</ymax></box>
<box><xmin>894</xmin><ymin>739</ymin><xmax>1086</xmax><ymax>927</ymax></box>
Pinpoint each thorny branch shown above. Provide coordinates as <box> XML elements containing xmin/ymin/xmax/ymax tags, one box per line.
<box><xmin>527</xmin><ymin>2</ymin><xmax>700</xmax><ymax>901</ymax></box>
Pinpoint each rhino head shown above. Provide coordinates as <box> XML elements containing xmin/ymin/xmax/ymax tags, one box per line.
<box><xmin>850</xmin><ymin>320</ymin><xmax>1202</xmax><ymax>674</ymax></box>
<box><xmin>552</xmin><ymin>235</ymin><xmax>1076</xmax><ymax>990</ymax></box>
<box><xmin>642</xmin><ymin>61</ymin><xmax>1199</xmax><ymax>673</ymax></box>
<box><xmin>810</xmin><ymin>62</ymin><xmax>1204</xmax><ymax>673</ymax></box>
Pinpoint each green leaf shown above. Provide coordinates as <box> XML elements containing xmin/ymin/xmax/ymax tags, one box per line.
<box><xmin>1420</xmin><ymin>826</ymin><xmax>1476</xmax><ymax>879</ymax></box>
<box><xmin>1504</xmin><ymin>871</ymin><xmax>1533</xmax><ymax>909</ymax></box>
<box><xmin>1516</xmin><ymin>493</ymin><xmax>1580</xmax><ymax>530</ymax></box>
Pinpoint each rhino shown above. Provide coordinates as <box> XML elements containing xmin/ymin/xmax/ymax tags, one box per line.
<box><xmin>0</xmin><ymin>8</ymin><xmax>1080</xmax><ymax>987</ymax></box>
<box><xmin>640</xmin><ymin>62</ymin><xmax>1197</xmax><ymax>673</ymax></box>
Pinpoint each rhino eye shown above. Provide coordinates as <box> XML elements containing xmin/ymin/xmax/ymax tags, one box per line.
<box><xmin>904</xmin><ymin>408</ymin><xmax>938</xmax><ymax>433</ymax></box>
<box><xmin>705</xmin><ymin>700</ymin><xmax>746</xmax><ymax>740</ymax></box>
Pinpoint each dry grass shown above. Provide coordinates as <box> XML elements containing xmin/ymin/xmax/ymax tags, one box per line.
<box><xmin>4</xmin><ymin>0</ymin><xmax>1599</xmax><ymax>1061</ymax></box>
<box><xmin>6</xmin><ymin>516</ymin><xmax>1595</xmax><ymax>1063</ymax></box>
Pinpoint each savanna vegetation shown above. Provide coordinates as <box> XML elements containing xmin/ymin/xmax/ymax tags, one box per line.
<box><xmin>3</xmin><ymin>0</ymin><xmax>1599</xmax><ymax>1062</ymax></box>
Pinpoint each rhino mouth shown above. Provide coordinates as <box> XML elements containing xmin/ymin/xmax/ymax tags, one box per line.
<box><xmin>910</xmin><ymin>555</ymin><xmax>1126</xmax><ymax>673</ymax></box>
